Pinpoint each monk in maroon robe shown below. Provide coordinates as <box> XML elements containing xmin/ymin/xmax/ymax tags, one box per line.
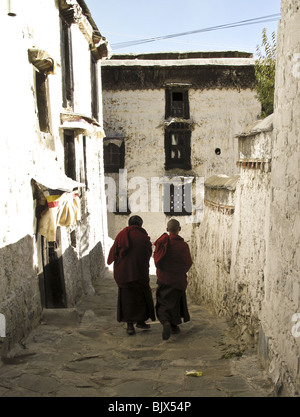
<box><xmin>154</xmin><ymin>219</ymin><xmax>192</xmax><ymax>340</ymax></box>
<box><xmin>107</xmin><ymin>215</ymin><xmax>155</xmax><ymax>335</ymax></box>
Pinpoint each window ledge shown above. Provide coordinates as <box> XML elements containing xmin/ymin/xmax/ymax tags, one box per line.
<box><xmin>163</xmin><ymin>117</ymin><xmax>194</xmax><ymax>128</ymax></box>
<box><xmin>60</xmin><ymin>112</ymin><xmax>105</xmax><ymax>137</ymax></box>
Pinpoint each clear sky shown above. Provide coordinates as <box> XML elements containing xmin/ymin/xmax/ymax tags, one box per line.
<box><xmin>85</xmin><ymin>0</ymin><xmax>281</xmax><ymax>56</ymax></box>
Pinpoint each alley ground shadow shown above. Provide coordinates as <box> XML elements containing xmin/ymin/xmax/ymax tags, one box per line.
<box><xmin>0</xmin><ymin>270</ymin><xmax>275</xmax><ymax>397</ymax></box>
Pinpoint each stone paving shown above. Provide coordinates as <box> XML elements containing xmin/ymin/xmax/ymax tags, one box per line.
<box><xmin>0</xmin><ymin>271</ymin><xmax>275</xmax><ymax>398</ymax></box>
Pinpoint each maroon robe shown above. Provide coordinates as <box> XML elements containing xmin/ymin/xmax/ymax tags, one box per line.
<box><xmin>154</xmin><ymin>233</ymin><xmax>192</xmax><ymax>291</ymax></box>
<box><xmin>107</xmin><ymin>225</ymin><xmax>155</xmax><ymax>323</ymax></box>
<box><xmin>154</xmin><ymin>233</ymin><xmax>193</xmax><ymax>325</ymax></box>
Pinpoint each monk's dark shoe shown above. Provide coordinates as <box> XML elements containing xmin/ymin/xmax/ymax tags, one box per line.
<box><xmin>127</xmin><ymin>323</ymin><xmax>135</xmax><ymax>335</ymax></box>
<box><xmin>162</xmin><ymin>322</ymin><xmax>171</xmax><ymax>340</ymax></box>
<box><xmin>171</xmin><ymin>325</ymin><xmax>180</xmax><ymax>334</ymax></box>
<box><xmin>136</xmin><ymin>322</ymin><xmax>151</xmax><ymax>330</ymax></box>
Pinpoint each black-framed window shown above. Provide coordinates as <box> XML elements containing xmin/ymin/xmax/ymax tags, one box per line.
<box><xmin>163</xmin><ymin>182</ymin><xmax>192</xmax><ymax>216</ymax></box>
<box><xmin>90</xmin><ymin>54</ymin><xmax>99</xmax><ymax>121</ymax></box>
<box><xmin>64</xmin><ymin>130</ymin><xmax>76</xmax><ymax>180</ymax></box>
<box><xmin>64</xmin><ymin>131</ymin><xmax>89</xmax><ymax>186</ymax></box>
<box><xmin>35</xmin><ymin>71</ymin><xmax>52</xmax><ymax>133</ymax></box>
<box><xmin>60</xmin><ymin>16</ymin><xmax>74</xmax><ymax>109</ymax></box>
<box><xmin>104</xmin><ymin>139</ymin><xmax>125</xmax><ymax>173</ymax></box>
<box><xmin>80</xmin><ymin>136</ymin><xmax>88</xmax><ymax>188</ymax></box>
<box><xmin>165</xmin><ymin>127</ymin><xmax>191</xmax><ymax>170</ymax></box>
<box><xmin>165</xmin><ymin>88</ymin><xmax>189</xmax><ymax>119</ymax></box>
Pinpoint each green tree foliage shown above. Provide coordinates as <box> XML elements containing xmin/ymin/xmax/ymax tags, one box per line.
<box><xmin>255</xmin><ymin>29</ymin><xmax>276</xmax><ymax>118</ymax></box>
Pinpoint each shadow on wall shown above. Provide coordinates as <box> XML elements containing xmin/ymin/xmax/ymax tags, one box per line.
<box><xmin>40</xmin><ymin>236</ymin><xmax>106</xmax><ymax>308</ymax></box>
<box><xmin>0</xmin><ymin>235</ymin><xmax>41</xmax><ymax>358</ymax></box>
<box><xmin>0</xmin><ymin>234</ymin><xmax>106</xmax><ymax>359</ymax></box>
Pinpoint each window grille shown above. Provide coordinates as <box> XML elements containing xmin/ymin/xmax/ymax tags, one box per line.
<box><xmin>163</xmin><ymin>182</ymin><xmax>192</xmax><ymax>216</ymax></box>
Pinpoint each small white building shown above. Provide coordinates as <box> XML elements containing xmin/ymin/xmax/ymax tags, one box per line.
<box><xmin>0</xmin><ymin>0</ymin><xmax>110</xmax><ymax>355</ymax></box>
<box><xmin>101</xmin><ymin>52</ymin><xmax>261</xmax><ymax>244</ymax></box>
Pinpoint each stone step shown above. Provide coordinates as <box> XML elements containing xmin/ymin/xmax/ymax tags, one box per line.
<box><xmin>41</xmin><ymin>308</ymin><xmax>80</xmax><ymax>326</ymax></box>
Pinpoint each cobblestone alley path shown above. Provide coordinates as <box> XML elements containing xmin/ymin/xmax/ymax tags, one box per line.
<box><xmin>0</xmin><ymin>271</ymin><xmax>275</xmax><ymax>398</ymax></box>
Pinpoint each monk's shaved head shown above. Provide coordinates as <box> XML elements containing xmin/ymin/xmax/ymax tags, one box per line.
<box><xmin>167</xmin><ymin>219</ymin><xmax>181</xmax><ymax>234</ymax></box>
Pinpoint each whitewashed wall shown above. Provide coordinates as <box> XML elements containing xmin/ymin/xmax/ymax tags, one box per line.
<box><xmin>259</xmin><ymin>0</ymin><xmax>300</xmax><ymax>396</ymax></box>
<box><xmin>0</xmin><ymin>0</ymin><xmax>108</xmax><ymax>354</ymax></box>
<box><xmin>187</xmin><ymin>175</ymin><xmax>238</xmax><ymax>315</ymax></box>
<box><xmin>188</xmin><ymin>118</ymin><xmax>273</xmax><ymax>349</ymax></box>
<box><xmin>189</xmin><ymin>0</ymin><xmax>300</xmax><ymax>395</ymax></box>
<box><xmin>0</xmin><ymin>0</ymin><xmax>62</xmax><ymax>353</ymax></box>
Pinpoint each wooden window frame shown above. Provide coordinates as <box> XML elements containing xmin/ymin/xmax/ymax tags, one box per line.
<box><xmin>165</xmin><ymin>88</ymin><xmax>190</xmax><ymax>119</ymax></box>
<box><xmin>35</xmin><ymin>70</ymin><xmax>52</xmax><ymax>133</ymax></box>
<box><xmin>64</xmin><ymin>130</ymin><xmax>76</xmax><ymax>181</ymax></box>
<box><xmin>165</xmin><ymin>127</ymin><xmax>191</xmax><ymax>170</ymax></box>
<box><xmin>60</xmin><ymin>16</ymin><xmax>74</xmax><ymax>109</ymax></box>
<box><xmin>90</xmin><ymin>53</ymin><xmax>99</xmax><ymax>121</ymax></box>
<box><xmin>104</xmin><ymin>139</ymin><xmax>125</xmax><ymax>173</ymax></box>
<box><xmin>82</xmin><ymin>136</ymin><xmax>88</xmax><ymax>189</ymax></box>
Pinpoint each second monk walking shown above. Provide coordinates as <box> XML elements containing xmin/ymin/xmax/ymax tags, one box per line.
<box><xmin>154</xmin><ymin>219</ymin><xmax>193</xmax><ymax>340</ymax></box>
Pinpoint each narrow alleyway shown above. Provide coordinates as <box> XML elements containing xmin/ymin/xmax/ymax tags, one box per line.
<box><xmin>0</xmin><ymin>271</ymin><xmax>275</xmax><ymax>398</ymax></box>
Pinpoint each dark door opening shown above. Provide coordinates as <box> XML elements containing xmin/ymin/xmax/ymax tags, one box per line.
<box><xmin>41</xmin><ymin>232</ymin><xmax>67</xmax><ymax>308</ymax></box>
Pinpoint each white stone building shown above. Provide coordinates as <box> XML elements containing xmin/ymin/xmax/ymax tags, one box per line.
<box><xmin>101</xmin><ymin>52</ymin><xmax>261</xmax><ymax>246</ymax></box>
<box><xmin>0</xmin><ymin>0</ymin><xmax>109</xmax><ymax>355</ymax></box>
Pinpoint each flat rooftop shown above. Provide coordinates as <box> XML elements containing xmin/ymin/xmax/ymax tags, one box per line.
<box><xmin>102</xmin><ymin>51</ymin><xmax>255</xmax><ymax>67</ymax></box>
<box><xmin>110</xmin><ymin>51</ymin><xmax>253</xmax><ymax>60</ymax></box>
